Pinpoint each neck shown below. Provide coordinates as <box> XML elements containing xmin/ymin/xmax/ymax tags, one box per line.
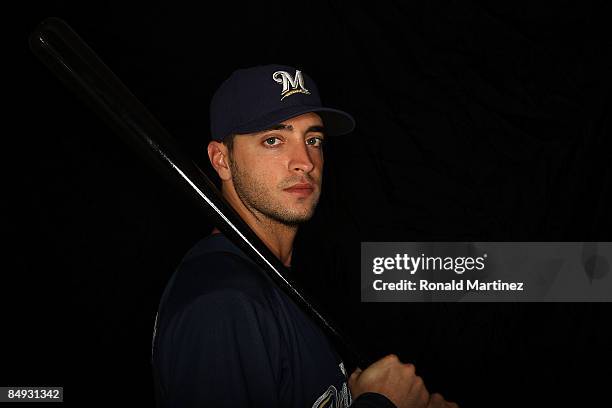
<box><xmin>214</xmin><ymin>189</ymin><xmax>298</xmax><ymax>268</ymax></box>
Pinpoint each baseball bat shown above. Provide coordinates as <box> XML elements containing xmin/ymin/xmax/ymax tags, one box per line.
<box><xmin>29</xmin><ymin>17</ymin><xmax>368</xmax><ymax>370</ymax></box>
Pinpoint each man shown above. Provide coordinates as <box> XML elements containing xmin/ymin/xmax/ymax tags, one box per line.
<box><xmin>152</xmin><ymin>65</ymin><xmax>457</xmax><ymax>407</ymax></box>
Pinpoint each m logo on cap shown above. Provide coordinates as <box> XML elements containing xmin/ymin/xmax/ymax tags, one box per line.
<box><xmin>273</xmin><ymin>70</ymin><xmax>311</xmax><ymax>101</ymax></box>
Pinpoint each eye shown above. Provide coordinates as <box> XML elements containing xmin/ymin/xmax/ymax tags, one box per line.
<box><xmin>263</xmin><ymin>136</ymin><xmax>282</xmax><ymax>147</ymax></box>
<box><xmin>306</xmin><ymin>137</ymin><xmax>324</xmax><ymax>147</ymax></box>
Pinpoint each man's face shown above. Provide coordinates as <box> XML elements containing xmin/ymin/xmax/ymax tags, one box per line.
<box><xmin>228</xmin><ymin>112</ymin><xmax>325</xmax><ymax>226</ymax></box>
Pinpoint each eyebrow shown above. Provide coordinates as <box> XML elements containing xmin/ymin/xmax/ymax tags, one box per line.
<box><xmin>306</xmin><ymin>125</ymin><xmax>325</xmax><ymax>135</ymax></box>
<box><xmin>264</xmin><ymin>124</ymin><xmax>293</xmax><ymax>132</ymax></box>
<box><xmin>258</xmin><ymin>124</ymin><xmax>326</xmax><ymax>135</ymax></box>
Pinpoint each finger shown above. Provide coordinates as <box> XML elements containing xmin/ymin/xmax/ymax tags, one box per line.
<box><xmin>349</xmin><ymin>367</ymin><xmax>362</xmax><ymax>381</ymax></box>
<box><xmin>427</xmin><ymin>393</ymin><xmax>443</xmax><ymax>407</ymax></box>
<box><xmin>430</xmin><ymin>393</ymin><xmax>444</xmax><ymax>401</ymax></box>
<box><xmin>364</xmin><ymin>354</ymin><xmax>398</xmax><ymax>371</ymax></box>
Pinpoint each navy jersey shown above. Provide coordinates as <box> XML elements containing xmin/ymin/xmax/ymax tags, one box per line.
<box><xmin>152</xmin><ymin>233</ymin><xmax>395</xmax><ymax>408</ymax></box>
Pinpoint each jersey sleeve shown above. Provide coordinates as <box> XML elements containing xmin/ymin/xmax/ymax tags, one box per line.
<box><xmin>351</xmin><ymin>392</ymin><xmax>397</xmax><ymax>408</ymax></box>
<box><xmin>161</xmin><ymin>289</ymin><xmax>284</xmax><ymax>408</ymax></box>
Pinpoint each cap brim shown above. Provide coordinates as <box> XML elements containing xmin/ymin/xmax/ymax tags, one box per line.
<box><xmin>230</xmin><ymin>105</ymin><xmax>355</xmax><ymax>137</ymax></box>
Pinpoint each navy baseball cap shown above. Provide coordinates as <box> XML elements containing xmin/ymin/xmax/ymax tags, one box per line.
<box><xmin>210</xmin><ymin>64</ymin><xmax>355</xmax><ymax>141</ymax></box>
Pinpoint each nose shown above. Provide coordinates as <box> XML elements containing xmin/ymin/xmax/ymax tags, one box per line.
<box><xmin>288</xmin><ymin>141</ymin><xmax>315</xmax><ymax>173</ymax></box>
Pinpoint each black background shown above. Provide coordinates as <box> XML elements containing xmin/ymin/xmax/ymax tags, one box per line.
<box><xmin>9</xmin><ymin>1</ymin><xmax>611</xmax><ymax>406</ymax></box>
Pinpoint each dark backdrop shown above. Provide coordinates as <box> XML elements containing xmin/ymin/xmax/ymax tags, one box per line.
<box><xmin>9</xmin><ymin>1</ymin><xmax>611</xmax><ymax>406</ymax></box>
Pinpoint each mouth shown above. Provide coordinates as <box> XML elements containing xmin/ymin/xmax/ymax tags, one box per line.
<box><xmin>284</xmin><ymin>183</ymin><xmax>314</xmax><ymax>197</ymax></box>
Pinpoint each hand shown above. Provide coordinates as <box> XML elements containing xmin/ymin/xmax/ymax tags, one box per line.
<box><xmin>348</xmin><ymin>354</ymin><xmax>429</xmax><ymax>408</ymax></box>
<box><xmin>426</xmin><ymin>393</ymin><xmax>459</xmax><ymax>408</ymax></box>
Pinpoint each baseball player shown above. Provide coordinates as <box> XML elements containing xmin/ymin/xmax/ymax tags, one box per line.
<box><xmin>151</xmin><ymin>64</ymin><xmax>458</xmax><ymax>408</ymax></box>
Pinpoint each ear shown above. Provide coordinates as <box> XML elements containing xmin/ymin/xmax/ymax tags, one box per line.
<box><xmin>207</xmin><ymin>141</ymin><xmax>232</xmax><ymax>181</ymax></box>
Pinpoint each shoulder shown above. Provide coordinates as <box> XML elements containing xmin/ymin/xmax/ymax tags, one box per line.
<box><xmin>182</xmin><ymin>250</ymin><xmax>272</xmax><ymax>295</ymax></box>
<box><xmin>162</xmin><ymin>248</ymin><xmax>278</xmax><ymax>320</ymax></box>
<box><xmin>162</xmin><ymin>254</ymin><xmax>286</xmax><ymax>348</ymax></box>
